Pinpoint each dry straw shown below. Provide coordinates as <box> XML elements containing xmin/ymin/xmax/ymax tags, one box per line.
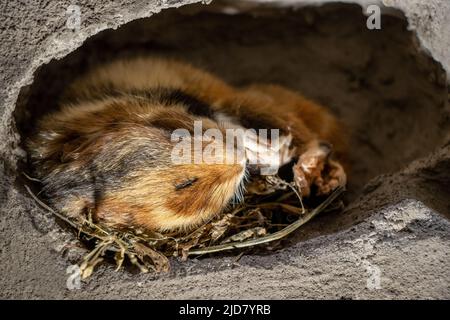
<box><xmin>25</xmin><ymin>174</ymin><xmax>344</xmax><ymax>278</ymax></box>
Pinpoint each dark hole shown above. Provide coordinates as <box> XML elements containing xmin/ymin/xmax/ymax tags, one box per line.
<box><xmin>14</xmin><ymin>1</ymin><xmax>450</xmax><ymax>248</ymax></box>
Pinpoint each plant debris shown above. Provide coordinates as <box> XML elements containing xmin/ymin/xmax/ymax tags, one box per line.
<box><xmin>24</xmin><ymin>174</ymin><xmax>344</xmax><ymax>278</ymax></box>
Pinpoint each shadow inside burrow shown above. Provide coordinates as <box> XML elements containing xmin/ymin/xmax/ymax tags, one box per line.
<box><xmin>13</xmin><ymin>1</ymin><xmax>450</xmax><ymax>258</ymax></box>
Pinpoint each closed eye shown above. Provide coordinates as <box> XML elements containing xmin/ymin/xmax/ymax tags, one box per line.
<box><xmin>174</xmin><ymin>177</ymin><xmax>198</xmax><ymax>191</ymax></box>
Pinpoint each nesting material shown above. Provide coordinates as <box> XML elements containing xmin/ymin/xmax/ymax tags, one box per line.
<box><xmin>25</xmin><ymin>174</ymin><xmax>344</xmax><ymax>278</ymax></box>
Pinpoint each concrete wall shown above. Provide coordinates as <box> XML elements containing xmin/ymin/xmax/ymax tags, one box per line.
<box><xmin>0</xmin><ymin>0</ymin><xmax>449</xmax><ymax>299</ymax></box>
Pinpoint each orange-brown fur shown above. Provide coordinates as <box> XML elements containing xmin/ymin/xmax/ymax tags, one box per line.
<box><xmin>28</xmin><ymin>57</ymin><xmax>347</xmax><ymax>233</ymax></box>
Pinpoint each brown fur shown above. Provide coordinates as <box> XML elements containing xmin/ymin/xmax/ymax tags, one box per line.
<box><xmin>28</xmin><ymin>57</ymin><xmax>347</xmax><ymax>233</ymax></box>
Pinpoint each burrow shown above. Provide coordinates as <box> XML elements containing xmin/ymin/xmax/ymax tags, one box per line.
<box><xmin>13</xmin><ymin>2</ymin><xmax>450</xmax><ymax>249</ymax></box>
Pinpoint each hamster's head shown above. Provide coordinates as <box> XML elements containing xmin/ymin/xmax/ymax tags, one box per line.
<box><xmin>29</xmin><ymin>97</ymin><xmax>249</xmax><ymax>234</ymax></box>
<box><xmin>94</xmin><ymin>106</ymin><xmax>249</xmax><ymax>233</ymax></box>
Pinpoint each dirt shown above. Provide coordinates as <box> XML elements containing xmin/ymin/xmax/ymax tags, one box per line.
<box><xmin>3</xmin><ymin>2</ymin><xmax>450</xmax><ymax>298</ymax></box>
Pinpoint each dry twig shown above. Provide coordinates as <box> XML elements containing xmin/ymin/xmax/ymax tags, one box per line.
<box><xmin>24</xmin><ymin>174</ymin><xmax>344</xmax><ymax>277</ymax></box>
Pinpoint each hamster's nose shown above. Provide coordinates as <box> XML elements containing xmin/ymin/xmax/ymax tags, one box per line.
<box><xmin>318</xmin><ymin>141</ymin><xmax>333</xmax><ymax>157</ymax></box>
<box><xmin>246</xmin><ymin>160</ymin><xmax>260</xmax><ymax>175</ymax></box>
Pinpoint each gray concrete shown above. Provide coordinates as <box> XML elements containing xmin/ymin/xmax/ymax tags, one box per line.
<box><xmin>1</xmin><ymin>0</ymin><xmax>449</xmax><ymax>299</ymax></box>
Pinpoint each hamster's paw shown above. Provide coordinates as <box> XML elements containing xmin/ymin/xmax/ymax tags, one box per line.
<box><xmin>314</xmin><ymin>159</ymin><xmax>347</xmax><ymax>196</ymax></box>
<box><xmin>293</xmin><ymin>141</ymin><xmax>346</xmax><ymax>197</ymax></box>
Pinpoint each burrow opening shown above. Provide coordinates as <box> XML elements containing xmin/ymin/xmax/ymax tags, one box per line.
<box><xmin>14</xmin><ymin>2</ymin><xmax>450</xmax><ymax>248</ymax></box>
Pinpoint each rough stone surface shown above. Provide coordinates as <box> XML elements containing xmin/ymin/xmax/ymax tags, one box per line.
<box><xmin>252</xmin><ymin>0</ymin><xmax>450</xmax><ymax>78</ymax></box>
<box><xmin>0</xmin><ymin>0</ymin><xmax>449</xmax><ymax>299</ymax></box>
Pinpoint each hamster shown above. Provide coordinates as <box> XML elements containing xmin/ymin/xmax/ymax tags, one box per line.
<box><xmin>28</xmin><ymin>57</ymin><xmax>347</xmax><ymax>233</ymax></box>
